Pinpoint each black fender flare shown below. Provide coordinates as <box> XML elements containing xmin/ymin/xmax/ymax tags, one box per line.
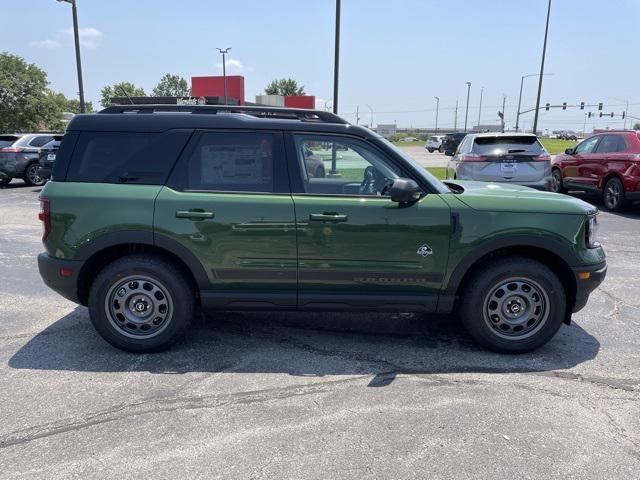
<box><xmin>73</xmin><ymin>230</ymin><xmax>210</xmax><ymax>290</ymax></box>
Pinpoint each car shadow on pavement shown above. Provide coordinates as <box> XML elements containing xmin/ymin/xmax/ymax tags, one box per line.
<box><xmin>9</xmin><ymin>306</ymin><xmax>600</xmax><ymax>386</ymax></box>
<box><xmin>569</xmin><ymin>191</ymin><xmax>640</xmax><ymax>218</ymax></box>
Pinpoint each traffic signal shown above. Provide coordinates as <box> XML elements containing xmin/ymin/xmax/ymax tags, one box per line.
<box><xmin>598</xmin><ymin>103</ymin><xmax>603</xmax><ymax>110</ymax></box>
<box><xmin>611</xmin><ymin>112</ymin><xmax>614</xmax><ymax>118</ymax></box>
<box><xmin>588</xmin><ymin>112</ymin><xmax>592</xmax><ymax>118</ymax></box>
<box><xmin>545</xmin><ymin>103</ymin><xmax>550</xmax><ymax>111</ymax></box>
<box><xmin>580</xmin><ymin>102</ymin><xmax>585</xmax><ymax>110</ymax></box>
<box><xmin>599</xmin><ymin>112</ymin><xmax>603</xmax><ymax>117</ymax></box>
<box><xmin>562</xmin><ymin>102</ymin><xmax>567</xmax><ymax>110</ymax></box>
<box><xmin>622</xmin><ymin>111</ymin><xmax>626</xmax><ymax>119</ymax></box>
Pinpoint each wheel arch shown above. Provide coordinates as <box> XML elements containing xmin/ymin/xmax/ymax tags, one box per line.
<box><xmin>75</xmin><ymin>231</ymin><xmax>209</xmax><ymax>305</ymax></box>
<box><xmin>443</xmin><ymin>237</ymin><xmax>578</xmax><ymax>323</ymax></box>
<box><xmin>600</xmin><ymin>171</ymin><xmax>623</xmax><ymax>191</ymax></box>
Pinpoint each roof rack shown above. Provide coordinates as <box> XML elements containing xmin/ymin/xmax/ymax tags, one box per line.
<box><xmin>99</xmin><ymin>104</ymin><xmax>349</xmax><ymax>124</ymax></box>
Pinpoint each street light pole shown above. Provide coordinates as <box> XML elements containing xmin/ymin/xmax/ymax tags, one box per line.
<box><xmin>57</xmin><ymin>0</ymin><xmax>85</xmax><ymax>113</ymax></box>
<box><xmin>532</xmin><ymin>0</ymin><xmax>552</xmax><ymax>135</ymax></box>
<box><xmin>216</xmin><ymin>47</ymin><xmax>231</xmax><ymax>105</ymax></box>
<box><xmin>464</xmin><ymin>81</ymin><xmax>471</xmax><ymax>132</ymax></box>
<box><xmin>366</xmin><ymin>105</ymin><xmax>373</xmax><ymax>128</ymax></box>
<box><xmin>516</xmin><ymin>73</ymin><xmax>553</xmax><ymax>132</ymax></box>
<box><xmin>333</xmin><ymin>0</ymin><xmax>341</xmax><ymax>115</ymax></box>
<box><xmin>477</xmin><ymin>87</ymin><xmax>483</xmax><ymax>130</ymax></box>
<box><xmin>433</xmin><ymin>96</ymin><xmax>439</xmax><ymax>133</ymax></box>
<box><xmin>454</xmin><ymin>100</ymin><xmax>458</xmax><ymax>132</ymax></box>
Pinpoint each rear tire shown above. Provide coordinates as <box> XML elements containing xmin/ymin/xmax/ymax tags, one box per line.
<box><xmin>460</xmin><ymin>256</ymin><xmax>566</xmax><ymax>353</ymax></box>
<box><xmin>427</xmin><ymin>148</ymin><xmax>434</xmax><ymax>153</ymax></box>
<box><xmin>23</xmin><ymin>163</ymin><xmax>46</xmax><ymax>186</ymax></box>
<box><xmin>551</xmin><ymin>169</ymin><xmax>565</xmax><ymax>193</ymax></box>
<box><xmin>88</xmin><ymin>254</ymin><xmax>195</xmax><ymax>353</ymax></box>
<box><xmin>602</xmin><ymin>177</ymin><xmax>625</xmax><ymax>211</ymax></box>
<box><xmin>0</xmin><ymin>177</ymin><xmax>10</xmax><ymax>186</ymax></box>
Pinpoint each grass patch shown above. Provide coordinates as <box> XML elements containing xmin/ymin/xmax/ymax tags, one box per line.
<box><xmin>540</xmin><ymin>138</ymin><xmax>578</xmax><ymax>154</ymax></box>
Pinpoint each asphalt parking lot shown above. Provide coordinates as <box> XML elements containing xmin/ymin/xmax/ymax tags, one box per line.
<box><xmin>1</xmin><ymin>180</ymin><xmax>639</xmax><ymax>479</ymax></box>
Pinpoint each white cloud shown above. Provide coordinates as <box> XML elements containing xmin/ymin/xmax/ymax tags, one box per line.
<box><xmin>28</xmin><ymin>39</ymin><xmax>61</xmax><ymax>49</ymax></box>
<box><xmin>62</xmin><ymin>27</ymin><xmax>103</xmax><ymax>48</ymax></box>
<box><xmin>216</xmin><ymin>58</ymin><xmax>251</xmax><ymax>74</ymax></box>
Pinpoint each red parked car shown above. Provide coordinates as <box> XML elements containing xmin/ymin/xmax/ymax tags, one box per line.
<box><xmin>551</xmin><ymin>130</ymin><xmax>640</xmax><ymax>211</ymax></box>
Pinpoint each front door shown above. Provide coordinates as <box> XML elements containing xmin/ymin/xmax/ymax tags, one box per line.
<box><xmin>155</xmin><ymin>130</ymin><xmax>297</xmax><ymax>308</ymax></box>
<box><xmin>286</xmin><ymin>133</ymin><xmax>451</xmax><ymax>311</ymax></box>
<box><xmin>565</xmin><ymin>135</ymin><xmax>601</xmax><ymax>187</ymax></box>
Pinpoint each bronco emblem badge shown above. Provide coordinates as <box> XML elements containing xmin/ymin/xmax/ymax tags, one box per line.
<box><xmin>417</xmin><ymin>244</ymin><xmax>433</xmax><ymax>257</ymax></box>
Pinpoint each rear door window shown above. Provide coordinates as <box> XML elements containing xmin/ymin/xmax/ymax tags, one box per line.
<box><xmin>29</xmin><ymin>136</ymin><xmax>54</xmax><ymax>148</ymax></box>
<box><xmin>595</xmin><ymin>135</ymin><xmax>627</xmax><ymax>153</ymax></box>
<box><xmin>66</xmin><ymin>130</ymin><xmax>191</xmax><ymax>184</ymax></box>
<box><xmin>472</xmin><ymin>136</ymin><xmax>544</xmax><ymax>155</ymax></box>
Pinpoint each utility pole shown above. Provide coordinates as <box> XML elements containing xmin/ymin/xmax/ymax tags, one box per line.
<box><xmin>583</xmin><ymin>113</ymin><xmax>587</xmax><ymax>137</ymax></box>
<box><xmin>454</xmin><ymin>100</ymin><xmax>458</xmax><ymax>132</ymax></box>
<box><xmin>366</xmin><ymin>105</ymin><xmax>373</xmax><ymax>128</ymax></box>
<box><xmin>434</xmin><ymin>96</ymin><xmax>439</xmax><ymax>133</ymax></box>
<box><xmin>56</xmin><ymin>0</ymin><xmax>85</xmax><ymax>113</ymax></box>
<box><xmin>464</xmin><ymin>81</ymin><xmax>471</xmax><ymax>132</ymax></box>
<box><xmin>532</xmin><ymin>0</ymin><xmax>552</xmax><ymax>135</ymax></box>
<box><xmin>217</xmin><ymin>47</ymin><xmax>231</xmax><ymax>105</ymax></box>
<box><xmin>502</xmin><ymin>95</ymin><xmax>506</xmax><ymax>132</ymax></box>
<box><xmin>332</xmin><ymin>0</ymin><xmax>341</xmax><ymax>115</ymax></box>
<box><xmin>477</xmin><ymin>87</ymin><xmax>483</xmax><ymax>130</ymax></box>
<box><xmin>355</xmin><ymin>105</ymin><xmax>360</xmax><ymax>125</ymax></box>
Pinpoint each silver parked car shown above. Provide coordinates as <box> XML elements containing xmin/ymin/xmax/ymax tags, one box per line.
<box><xmin>445</xmin><ymin>133</ymin><xmax>552</xmax><ymax>190</ymax></box>
<box><xmin>425</xmin><ymin>135</ymin><xmax>445</xmax><ymax>152</ymax></box>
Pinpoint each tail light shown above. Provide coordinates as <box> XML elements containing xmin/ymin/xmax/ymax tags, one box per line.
<box><xmin>0</xmin><ymin>147</ymin><xmax>24</xmax><ymax>153</ymax></box>
<box><xmin>38</xmin><ymin>197</ymin><xmax>51</xmax><ymax>241</ymax></box>
<box><xmin>532</xmin><ymin>154</ymin><xmax>552</xmax><ymax>161</ymax></box>
<box><xmin>459</xmin><ymin>154</ymin><xmax>487</xmax><ymax>162</ymax></box>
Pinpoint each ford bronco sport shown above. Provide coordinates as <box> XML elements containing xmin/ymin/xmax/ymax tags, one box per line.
<box><xmin>37</xmin><ymin>105</ymin><xmax>606</xmax><ymax>353</ymax></box>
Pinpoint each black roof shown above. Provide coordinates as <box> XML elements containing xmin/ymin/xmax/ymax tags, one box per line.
<box><xmin>66</xmin><ymin>104</ymin><xmax>376</xmax><ymax>137</ymax></box>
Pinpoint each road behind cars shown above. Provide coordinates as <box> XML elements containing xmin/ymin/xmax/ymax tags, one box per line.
<box><xmin>0</xmin><ymin>186</ymin><xmax>639</xmax><ymax>478</ymax></box>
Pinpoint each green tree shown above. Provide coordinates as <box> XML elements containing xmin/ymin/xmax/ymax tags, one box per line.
<box><xmin>633</xmin><ymin>122</ymin><xmax>640</xmax><ymax>130</ymax></box>
<box><xmin>100</xmin><ymin>81</ymin><xmax>146</xmax><ymax>107</ymax></box>
<box><xmin>0</xmin><ymin>52</ymin><xmax>66</xmax><ymax>132</ymax></box>
<box><xmin>264</xmin><ymin>78</ymin><xmax>305</xmax><ymax>96</ymax></box>
<box><xmin>152</xmin><ymin>73</ymin><xmax>190</xmax><ymax>97</ymax></box>
<box><xmin>65</xmin><ymin>98</ymin><xmax>94</xmax><ymax>114</ymax></box>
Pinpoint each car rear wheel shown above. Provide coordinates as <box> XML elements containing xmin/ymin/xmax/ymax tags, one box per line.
<box><xmin>23</xmin><ymin>163</ymin><xmax>46</xmax><ymax>186</ymax></box>
<box><xmin>551</xmin><ymin>169</ymin><xmax>565</xmax><ymax>193</ymax></box>
<box><xmin>427</xmin><ymin>148</ymin><xmax>434</xmax><ymax>153</ymax></box>
<box><xmin>603</xmin><ymin>177</ymin><xmax>625</xmax><ymax>211</ymax></box>
<box><xmin>438</xmin><ymin>145</ymin><xmax>444</xmax><ymax>153</ymax></box>
<box><xmin>460</xmin><ymin>256</ymin><xmax>565</xmax><ymax>353</ymax></box>
<box><xmin>88</xmin><ymin>254</ymin><xmax>195</xmax><ymax>352</ymax></box>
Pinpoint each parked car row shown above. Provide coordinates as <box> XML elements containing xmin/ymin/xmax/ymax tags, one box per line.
<box><xmin>0</xmin><ymin>133</ymin><xmax>62</xmax><ymax>186</ymax></box>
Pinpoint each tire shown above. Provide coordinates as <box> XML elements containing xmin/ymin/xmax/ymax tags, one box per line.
<box><xmin>460</xmin><ymin>256</ymin><xmax>566</xmax><ymax>354</ymax></box>
<box><xmin>438</xmin><ymin>145</ymin><xmax>444</xmax><ymax>153</ymax></box>
<box><xmin>602</xmin><ymin>177</ymin><xmax>625</xmax><ymax>212</ymax></box>
<box><xmin>0</xmin><ymin>177</ymin><xmax>10</xmax><ymax>186</ymax></box>
<box><xmin>427</xmin><ymin>148</ymin><xmax>434</xmax><ymax>153</ymax></box>
<box><xmin>23</xmin><ymin>162</ymin><xmax>46</xmax><ymax>186</ymax></box>
<box><xmin>551</xmin><ymin>169</ymin><xmax>565</xmax><ymax>193</ymax></box>
<box><xmin>88</xmin><ymin>254</ymin><xmax>196</xmax><ymax>353</ymax></box>
<box><xmin>314</xmin><ymin>165</ymin><xmax>326</xmax><ymax>178</ymax></box>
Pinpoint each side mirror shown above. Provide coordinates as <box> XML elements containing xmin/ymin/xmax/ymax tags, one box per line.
<box><xmin>565</xmin><ymin>148</ymin><xmax>575</xmax><ymax>155</ymax></box>
<box><xmin>445</xmin><ymin>150</ymin><xmax>455</xmax><ymax>156</ymax></box>
<box><xmin>389</xmin><ymin>178</ymin><xmax>422</xmax><ymax>204</ymax></box>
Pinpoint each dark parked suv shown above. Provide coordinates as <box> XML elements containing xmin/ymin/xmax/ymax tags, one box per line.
<box><xmin>440</xmin><ymin>132</ymin><xmax>467</xmax><ymax>155</ymax></box>
<box><xmin>0</xmin><ymin>133</ymin><xmax>58</xmax><ymax>186</ymax></box>
<box><xmin>38</xmin><ymin>105</ymin><xmax>606</xmax><ymax>354</ymax></box>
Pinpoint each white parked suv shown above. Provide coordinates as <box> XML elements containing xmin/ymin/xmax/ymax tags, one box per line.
<box><xmin>425</xmin><ymin>135</ymin><xmax>445</xmax><ymax>153</ymax></box>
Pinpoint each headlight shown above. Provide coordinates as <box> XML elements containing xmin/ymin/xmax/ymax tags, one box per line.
<box><xmin>586</xmin><ymin>214</ymin><xmax>600</xmax><ymax>248</ymax></box>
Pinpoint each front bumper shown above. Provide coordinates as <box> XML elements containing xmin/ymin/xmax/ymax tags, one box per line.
<box><xmin>572</xmin><ymin>262</ymin><xmax>607</xmax><ymax>313</ymax></box>
<box><xmin>37</xmin><ymin>253</ymin><xmax>82</xmax><ymax>304</ymax></box>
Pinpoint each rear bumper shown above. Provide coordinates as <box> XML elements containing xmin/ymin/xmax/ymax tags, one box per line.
<box><xmin>37</xmin><ymin>253</ymin><xmax>82</xmax><ymax>304</ymax></box>
<box><xmin>572</xmin><ymin>262</ymin><xmax>607</xmax><ymax>313</ymax></box>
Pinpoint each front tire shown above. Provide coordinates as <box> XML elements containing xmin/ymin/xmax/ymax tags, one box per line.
<box><xmin>88</xmin><ymin>254</ymin><xmax>195</xmax><ymax>352</ymax></box>
<box><xmin>427</xmin><ymin>148</ymin><xmax>434</xmax><ymax>153</ymax></box>
<box><xmin>23</xmin><ymin>163</ymin><xmax>46</xmax><ymax>186</ymax></box>
<box><xmin>551</xmin><ymin>169</ymin><xmax>565</xmax><ymax>193</ymax></box>
<box><xmin>460</xmin><ymin>256</ymin><xmax>566</xmax><ymax>353</ymax></box>
<box><xmin>602</xmin><ymin>177</ymin><xmax>625</xmax><ymax>211</ymax></box>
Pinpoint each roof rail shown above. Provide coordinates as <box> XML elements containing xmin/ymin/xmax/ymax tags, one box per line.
<box><xmin>99</xmin><ymin>104</ymin><xmax>349</xmax><ymax>124</ymax></box>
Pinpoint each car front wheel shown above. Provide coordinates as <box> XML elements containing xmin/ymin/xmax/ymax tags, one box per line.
<box><xmin>23</xmin><ymin>163</ymin><xmax>46</xmax><ymax>186</ymax></box>
<box><xmin>88</xmin><ymin>254</ymin><xmax>195</xmax><ymax>352</ymax></box>
<box><xmin>460</xmin><ymin>256</ymin><xmax>565</xmax><ymax>353</ymax></box>
<box><xmin>603</xmin><ymin>177</ymin><xmax>625</xmax><ymax>211</ymax></box>
<box><xmin>551</xmin><ymin>169</ymin><xmax>565</xmax><ymax>193</ymax></box>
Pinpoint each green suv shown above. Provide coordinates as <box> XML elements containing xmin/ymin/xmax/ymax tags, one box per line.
<box><xmin>37</xmin><ymin>105</ymin><xmax>606</xmax><ymax>353</ymax></box>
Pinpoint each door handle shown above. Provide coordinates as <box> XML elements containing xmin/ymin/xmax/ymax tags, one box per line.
<box><xmin>310</xmin><ymin>213</ymin><xmax>348</xmax><ymax>222</ymax></box>
<box><xmin>176</xmin><ymin>210</ymin><xmax>214</xmax><ymax>220</ymax></box>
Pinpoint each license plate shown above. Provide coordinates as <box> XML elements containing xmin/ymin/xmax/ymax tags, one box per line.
<box><xmin>501</xmin><ymin>162</ymin><xmax>516</xmax><ymax>173</ymax></box>
<box><xmin>47</xmin><ymin>154</ymin><xmax>56</xmax><ymax>161</ymax></box>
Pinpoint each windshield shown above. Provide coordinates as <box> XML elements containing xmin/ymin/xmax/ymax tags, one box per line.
<box><xmin>472</xmin><ymin>136</ymin><xmax>545</xmax><ymax>155</ymax></box>
<box><xmin>375</xmin><ymin>136</ymin><xmax>451</xmax><ymax>194</ymax></box>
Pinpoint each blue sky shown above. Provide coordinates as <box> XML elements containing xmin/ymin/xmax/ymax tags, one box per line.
<box><xmin>2</xmin><ymin>0</ymin><xmax>639</xmax><ymax>132</ymax></box>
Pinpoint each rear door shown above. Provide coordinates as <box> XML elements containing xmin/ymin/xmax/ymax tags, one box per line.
<box><xmin>594</xmin><ymin>134</ymin><xmax>630</xmax><ymax>189</ymax></box>
<box><xmin>155</xmin><ymin>130</ymin><xmax>298</xmax><ymax>308</ymax></box>
<box><xmin>286</xmin><ymin>132</ymin><xmax>451</xmax><ymax>311</ymax></box>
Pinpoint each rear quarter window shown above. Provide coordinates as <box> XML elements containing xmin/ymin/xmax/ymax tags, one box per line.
<box><xmin>65</xmin><ymin>130</ymin><xmax>192</xmax><ymax>184</ymax></box>
<box><xmin>472</xmin><ymin>136</ymin><xmax>545</xmax><ymax>155</ymax></box>
<box><xmin>0</xmin><ymin>136</ymin><xmax>20</xmax><ymax>148</ymax></box>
